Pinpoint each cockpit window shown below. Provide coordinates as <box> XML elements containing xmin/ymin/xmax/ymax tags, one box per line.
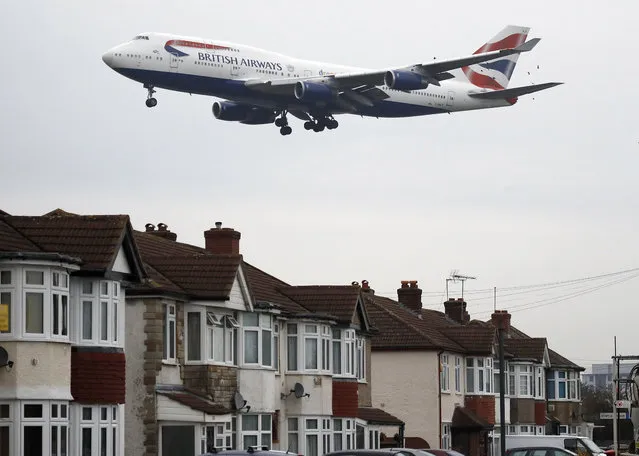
<box><xmin>133</xmin><ymin>35</ymin><xmax>149</xmax><ymax>40</ymax></box>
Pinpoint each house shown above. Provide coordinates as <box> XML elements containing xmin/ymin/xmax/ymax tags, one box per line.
<box><xmin>0</xmin><ymin>209</ymin><xmax>145</xmax><ymax>456</ymax></box>
<box><xmin>361</xmin><ymin>279</ymin><xmax>585</xmax><ymax>456</ymax></box>
<box><xmin>125</xmin><ymin>221</ymin><xmax>403</xmax><ymax>456</ymax></box>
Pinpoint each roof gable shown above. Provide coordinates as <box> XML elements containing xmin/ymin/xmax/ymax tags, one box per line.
<box><xmin>277</xmin><ymin>285</ymin><xmax>366</xmax><ymax>326</ymax></box>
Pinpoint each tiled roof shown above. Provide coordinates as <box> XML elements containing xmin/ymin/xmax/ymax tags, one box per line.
<box><xmin>439</xmin><ymin>326</ymin><xmax>495</xmax><ymax>355</ymax></box>
<box><xmin>503</xmin><ymin>337</ymin><xmax>547</xmax><ymax>362</ymax></box>
<box><xmin>549</xmin><ymin>348</ymin><xmax>584</xmax><ymax>371</ymax></box>
<box><xmin>357</xmin><ymin>407</ymin><xmax>404</xmax><ymax>425</ymax></box>
<box><xmin>144</xmin><ymin>254</ymin><xmax>241</xmax><ymax>299</ymax></box>
<box><xmin>157</xmin><ymin>390</ymin><xmax>231</xmax><ymax>415</ymax></box>
<box><xmin>364</xmin><ymin>294</ymin><xmax>463</xmax><ymax>351</ymax></box>
<box><xmin>0</xmin><ymin>211</ymin><xmax>138</xmax><ymax>273</ymax></box>
<box><xmin>277</xmin><ymin>285</ymin><xmax>363</xmax><ymax>324</ymax></box>
<box><xmin>451</xmin><ymin>406</ymin><xmax>493</xmax><ymax>430</ymax></box>
<box><xmin>242</xmin><ymin>262</ymin><xmax>307</xmax><ymax>314</ymax></box>
<box><xmin>133</xmin><ymin>231</ymin><xmax>205</xmax><ymax>257</ymax></box>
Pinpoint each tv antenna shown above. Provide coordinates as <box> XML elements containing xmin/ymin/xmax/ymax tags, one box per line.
<box><xmin>445</xmin><ymin>271</ymin><xmax>477</xmax><ymax>300</ymax></box>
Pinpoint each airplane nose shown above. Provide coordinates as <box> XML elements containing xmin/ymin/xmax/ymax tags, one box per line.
<box><xmin>102</xmin><ymin>50</ymin><xmax>114</xmax><ymax>67</ymax></box>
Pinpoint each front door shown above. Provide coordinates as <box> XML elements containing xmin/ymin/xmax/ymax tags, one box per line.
<box><xmin>230</xmin><ymin>64</ymin><xmax>240</xmax><ymax>77</ymax></box>
<box><xmin>169</xmin><ymin>53</ymin><xmax>179</xmax><ymax>73</ymax></box>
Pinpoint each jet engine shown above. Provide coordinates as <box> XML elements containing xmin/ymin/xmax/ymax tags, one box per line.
<box><xmin>384</xmin><ymin>70</ymin><xmax>429</xmax><ymax>90</ymax></box>
<box><xmin>294</xmin><ymin>81</ymin><xmax>334</xmax><ymax>102</ymax></box>
<box><xmin>212</xmin><ymin>101</ymin><xmax>277</xmax><ymax>125</ymax></box>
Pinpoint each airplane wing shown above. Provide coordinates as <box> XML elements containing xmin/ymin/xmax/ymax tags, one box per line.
<box><xmin>468</xmin><ymin>82</ymin><xmax>563</xmax><ymax>99</ymax></box>
<box><xmin>245</xmin><ymin>38</ymin><xmax>541</xmax><ymax>106</ymax></box>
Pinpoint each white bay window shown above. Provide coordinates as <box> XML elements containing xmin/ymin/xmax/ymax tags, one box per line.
<box><xmin>78</xmin><ymin>280</ymin><xmax>121</xmax><ymax>346</ymax></box>
<box><xmin>465</xmin><ymin>357</ymin><xmax>493</xmax><ymax>394</ymax></box>
<box><xmin>287</xmin><ymin>322</ymin><xmax>333</xmax><ymax>374</ymax></box>
<box><xmin>241</xmin><ymin>313</ymin><xmax>273</xmax><ymax>367</ymax></box>
<box><xmin>185</xmin><ymin>307</ymin><xmax>238</xmax><ymax>365</ymax></box>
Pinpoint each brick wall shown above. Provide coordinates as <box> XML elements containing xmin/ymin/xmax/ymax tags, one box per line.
<box><xmin>333</xmin><ymin>379</ymin><xmax>358</xmax><ymax>417</ymax></box>
<box><xmin>182</xmin><ymin>364</ymin><xmax>237</xmax><ymax>407</ymax></box>
<box><xmin>71</xmin><ymin>347</ymin><xmax>125</xmax><ymax>403</ymax></box>
<box><xmin>535</xmin><ymin>401</ymin><xmax>546</xmax><ymax>425</ymax></box>
<box><xmin>549</xmin><ymin>401</ymin><xmax>583</xmax><ymax>424</ymax></box>
<box><xmin>358</xmin><ymin>339</ymin><xmax>372</xmax><ymax>407</ymax></box>
<box><xmin>464</xmin><ymin>395</ymin><xmax>495</xmax><ymax>425</ymax></box>
<box><xmin>510</xmin><ymin>398</ymin><xmax>535</xmax><ymax>424</ymax></box>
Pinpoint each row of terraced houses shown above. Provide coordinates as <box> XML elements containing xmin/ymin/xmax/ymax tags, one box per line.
<box><xmin>0</xmin><ymin>209</ymin><xmax>588</xmax><ymax>456</ymax></box>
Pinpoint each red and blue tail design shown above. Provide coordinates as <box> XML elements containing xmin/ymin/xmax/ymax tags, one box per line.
<box><xmin>461</xmin><ymin>26</ymin><xmax>530</xmax><ymax>90</ymax></box>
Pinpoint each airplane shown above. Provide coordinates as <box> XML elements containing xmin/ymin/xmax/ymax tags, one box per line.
<box><xmin>102</xmin><ymin>25</ymin><xmax>562</xmax><ymax>136</ymax></box>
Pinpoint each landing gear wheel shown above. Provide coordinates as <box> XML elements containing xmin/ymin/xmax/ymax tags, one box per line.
<box><xmin>304</xmin><ymin>121</ymin><xmax>314</xmax><ymax>130</ymax></box>
<box><xmin>326</xmin><ymin>119</ymin><xmax>338</xmax><ymax>130</ymax></box>
<box><xmin>275</xmin><ymin>118</ymin><xmax>286</xmax><ymax>127</ymax></box>
<box><xmin>145</xmin><ymin>97</ymin><xmax>158</xmax><ymax>108</ymax></box>
<box><xmin>313</xmin><ymin>123</ymin><xmax>325</xmax><ymax>132</ymax></box>
<box><xmin>280</xmin><ymin>126</ymin><xmax>292</xmax><ymax>136</ymax></box>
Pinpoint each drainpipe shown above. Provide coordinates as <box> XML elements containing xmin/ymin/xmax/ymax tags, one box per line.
<box><xmin>438</xmin><ymin>350</ymin><xmax>444</xmax><ymax>449</ymax></box>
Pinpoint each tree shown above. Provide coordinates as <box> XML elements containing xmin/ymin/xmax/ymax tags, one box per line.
<box><xmin>580</xmin><ymin>381</ymin><xmax>613</xmax><ymax>422</ymax></box>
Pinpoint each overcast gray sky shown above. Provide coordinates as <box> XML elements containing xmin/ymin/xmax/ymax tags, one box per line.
<box><xmin>2</xmin><ymin>1</ymin><xmax>638</xmax><ymax>369</ymax></box>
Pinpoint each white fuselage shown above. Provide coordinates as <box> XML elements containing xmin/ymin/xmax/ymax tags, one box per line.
<box><xmin>103</xmin><ymin>32</ymin><xmax>512</xmax><ymax>118</ymax></box>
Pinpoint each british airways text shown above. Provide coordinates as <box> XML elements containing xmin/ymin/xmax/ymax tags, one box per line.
<box><xmin>198</xmin><ymin>53</ymin><xmax>283</xmax><ymax>71</ymax></box>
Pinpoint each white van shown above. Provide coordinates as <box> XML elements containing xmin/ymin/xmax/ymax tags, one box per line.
<box><xmin>505</xmin><ymin>435</ymin><xmax>606</xmax><ymax>456</ymax></box>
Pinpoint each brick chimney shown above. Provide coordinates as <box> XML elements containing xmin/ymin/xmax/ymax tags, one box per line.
<box><xmin>491</xmin><ymin>310</ymin><xmax>511</xmax><ymax>334</ymax></box>
<box><xmin>397</xmin><ymin>280</ymin><xmax>422</xmax><ymax>312</ymax></box>
<box><xmin>361</xmin><ymin>280</ymin><xmax>374</xmax><ymax>294</ymax></box>
<box><xmin>204</xmin><ymin>222</ymin><xmax>241</xmax><ymax>254</ymax></box>
<box><xmin>444</xmin><ymin>298</ymin><xmax>469</xmax><ymax>324</ymax></box>
<box><xmin>145</xmin><ymin>222</ymin><xmax>178</xmax><ymax>241</ymax></box>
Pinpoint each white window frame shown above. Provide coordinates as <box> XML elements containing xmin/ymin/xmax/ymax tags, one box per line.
<box><xmin>356</xmin><ymin>336</ymin><xmax>365</xmax><ymax>382</ymax></box>
<box><xmin>76</xmin><ymin>404</ymin><xmax>121</xmax><ymax>456</ymax></box>
<box><xmin>287</xmin><ymin>322</ymin><xmax>333</xmax><ymax>375</ymax></box>
<box><xmin>454</xmin><ymin>356</ymin><xmax>462</xmax><ymax>393</ymax></box>
<box><xmin>200</xmin><ymin>421</ymin><xmax>231</xmax><ymax>453</ymax></box>
<box><xmin>534</xmin><ymin>366</ymin><xmax>545</xmax><ymax>400</ymax></box>
<box><xmin>332</xmin><ymin>418</ymin><xmax>355</xmax><ymax>450</ymax></box>
<box><xmin>163</xmin><ymin>303</ymin><xmax>176</xmax><ymax>362</ymax></box>
<box><xmin>442</xmin><ymin>422</ymin><xmax>451</xmax><ymax>449</ymax></box>
<box><xmin>206</xmin><ymin>313</ymin><xmax>237</xmax><ymax>366</ymax></box>
<box><xmin>465</xmin><ymin>356</ymin><xmax>494</xmax><ymax>394</ymax></box>
<box><xmin>331</xmin><ymin>329</ymin><xmax>342</xmax><ymax>375</ymax></box>
<box><xmin>0</xmin><ymin>269</ymin><xmax>14</xmax><ymax>336</ymax></box>
<box><xmin>517</xmin><ymin>364</ymin><xmax>534</xmax><ymax>397</ymax></box>
<box><xmin>77</xmin><ymin>279</ymin><xmax>121</xmax><ymax>347</ymax></box>
<box><xmin>240</xmin><ymin>414</ymin><xmax>271</xmax><ymax>449</ymax></box>
<box><xmin>441</xmin><ymin>354</ymin><xmax>450</xmax><ymax>392</ymax></box>
<box><xmin>241</xmin><ymin>313</ymin><xmax>273</xmax><ymax>368</ymax></box>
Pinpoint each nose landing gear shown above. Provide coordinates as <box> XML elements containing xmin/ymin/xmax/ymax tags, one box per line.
<box><xmin>144</xmin><ymin>84</ymin><xmax>157</xmax><ymax>108</ymax></box>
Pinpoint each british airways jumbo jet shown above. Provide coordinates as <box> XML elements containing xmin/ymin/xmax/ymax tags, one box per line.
<box><xmin>102</xmin><ymin>25</ymin><xmax>561</xmax><ymax>135</ymax></box>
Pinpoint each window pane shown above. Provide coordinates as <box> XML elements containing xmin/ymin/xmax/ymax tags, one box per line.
<box><xmin>53</xmin><ymin>294</ymin><xmax>59</xmax><ymax>334</ymax></box>
<box><xmin>262</xmin><ymin>330</ymin><xmax>272</xmax><ymax>366</ymax></box>
<box><xmin>214</xmin><ymin>326</ymin><xmax>224</xmax><ymax>361</ymax></box>
<box><xmin>305</xmin><ymin>338</ymin><xmax>318</xmax><ymax>369</ymax></box>
<box><xmin>100</xmin><ymin>302</ymin><xmax>109</xmax><ymax>341</ymax></box>
<box><xmin>101</xmin><ymin>427</ymin><xmax>107</xmax><ymax>456</ymax></box>
<box><xmin>82</xmin><ymin>407</ymin><xmax>92</xmax><ymax>421</ymax></box>
<box><xmin>242</xmin><ymin>415</ymin><xmax>258</xmax><ymax>431</ymax></box>
<box><xmin>61</xmin><ymin>426</ymin><xmax>68</xmax><ymax>456</ymax></box>
<box><xmin>52</xmin><ymin>426</ymin><xmax>58</xmax><ymax>456</ymax></box>
<box><xmin>101</xmin><ymin>282</ymin><xmax>109</xmax><ymax>296</ymax></box>
<box><xmin>261</xmin><ymin>414</ymin><xmax>271</xmax><ymax>431</ymax></box>
<box><xmin>82</xmin><ymin>281</ymin><xmax>93</xmax><ymax>295</ymax></box>
<box><xmin>112</xmin><ymin>302</ymin><xmax>118</xmax><ymax>341</ymax></box>
<box><xmin>243</xmin><ymin>435</ymin><xmax>258</xmax><ymax>449</ymax></box>
<box><xmin>187</xmin><ymin>312</ymin><xmax>201</xmax><ymax>360</ymax></box>
<box><xmin>25</xmin><ymin>271</ymin><xmax>44</xmax><ymax>285</ymax></box>
<box><xmin>25</xmin><ymin>293</ymin><xmax>44</xmax><ymax>333</ymax></box>
<box><xmin>243</xmin><ymin>313</ymin><xmax>259</xmax><ymax>327</ymax></box>
<box><xmin>24</xmin><ymin>404</ymin><xmax>42</xmax><ymax>418</ymax></box>
<box><xmin>82</xmin><ymin>301</ymin><xmax>93</xmax><ymax>339</ymax></box>
<box><xmin>244</xmin><ymin>331</ymin><xmax>258</xmax><ymax>363</ymax></box>
<box><xmin>0</xmin><ymin>271</ymin><xmax>11</xmax><ymax>285</ymax></box>
<box><xmin>0</xmin><ymin>292</ymin><xmax>11</xmax><ymax>334</ymax></box>
<box><xmin>24</xmin><ymin>426</ymin><xmax>43</xmax><ymax>456</ymax></box>
<box><xmin>62</xmin><ymin>296</ymin><xmax>68</xmax><ymax>336</ymax></box>
<box><xmin>82</xmin><ymin>428</ymin><xmax>92</xmax><ymax>456</ymax></box>
<box><xmin>306</xmin><ymin>434</ymin><xmax>318</xmax><ymax>456</ymax></box>
<box><xmin>466</xmin><ymin>365</ymin><xmax>474</xmax><ymax>393</ymax></box>
<box><xmin>288</xmin><ymin>335</ymin><xmax>298</xmax><ymax>370</ymax></box>
<box><xmin>332</xmin><ymin>341</ymin><xmax>341</xmax><ymax>374</ymax></box>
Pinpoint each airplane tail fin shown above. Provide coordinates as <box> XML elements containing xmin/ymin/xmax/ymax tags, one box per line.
<box><xmin>458</xmin><ymin>25</ymin><xmax>531</xmax><ymax>90</ymax></box>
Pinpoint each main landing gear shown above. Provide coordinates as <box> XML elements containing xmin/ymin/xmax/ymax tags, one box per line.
<box><xmin>144</xmin><ymin>84</ymin><xmax>157</xmax><ymax>108</ymax></box>
<box><xmin>303</xmin><ymin>116</ymin><xmax>338</xmax><ymax>133</ymax></box>
<box><xmin>275</xmin><ymin>112</ymin><xmax>292</xmax><ymax>136</ymax></box>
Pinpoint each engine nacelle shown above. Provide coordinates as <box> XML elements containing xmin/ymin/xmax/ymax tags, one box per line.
<box><xmin>212</xmin><ymin>101</ymin><xmax>276</xmax><ymax>124</ymax></box>
<box><xmin>384</xmin><ymin>70</ymin><xmax>429</xmax><ymax>90</ymax></box>
<box><xmin>294</xmin><ymin>81</ymin><xmax>334</xmax><ymax>102</ymax></box>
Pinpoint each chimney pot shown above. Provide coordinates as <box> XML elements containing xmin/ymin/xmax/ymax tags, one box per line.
<box><xmin>147</xmin><ymin>222</ymin><xmax>177</xmax><ymax>241</ymax></box>
<box><xmin>145</xmin><ymin>223</ymin><xmax>155</xmax><ymax>232</ymax></box>
<box><xmin>397</xmin><ymin>280</ymin><xmax>422</xmax><ymax>311</ymax></box>
<box><xmin>215</xmin><ymin>221</ymin><xmax>223</xmax><ymax>229</ymax></box>
<box><xmin>157</xmin><ymin>223</ymin><xmax>167</xmax><ymax>232</ymax></box>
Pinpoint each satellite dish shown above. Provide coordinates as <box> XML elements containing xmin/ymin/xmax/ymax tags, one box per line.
<box><xmin>234</xmin><ymin>391</ymin><xmax>247</xmax><ymax>410</ymax></box>
<box><xmin>0</xmin><ymin>346</ymin><xmax>11</xmax><ymax>368</ymax></box>
<box><xmin>292</xmin><ymin>382</ymin><xmax>309</xmax><ymax>399</ymax></box>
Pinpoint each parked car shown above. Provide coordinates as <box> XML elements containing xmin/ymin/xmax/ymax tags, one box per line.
<box><xmin>506</xmin><ymin>447</ymin><xmax>579</xmax><ymax>456</ymax></box>
<box><xmin>325</xmin><ymin>449</ymin><xmax>433</xmax><ymax>456</ymax></box>
<box><xmin>425</xmin><ymin>449</ymin><xmax>467</xmax><ymax>456</ymax></box>
<box><xmin>200</xmin><ymin>447</ymin><xmax>302</xmax><ymax>456</ymax></box>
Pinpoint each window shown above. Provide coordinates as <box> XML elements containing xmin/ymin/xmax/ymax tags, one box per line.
<box><xmin>163</xmin><ymin>304</ymin><xmax>176</xmax><ymax>362</ymax></box>
<box><xmin>332</xmin><ymin>418</ymin><xmax>355</xmax><ymax>450</ymax></box>
<box><xmin>241</xmin><ymin>414</ymin><xmax>271</xmax><ymax>449</ymax></box>
<box><xmin>547</xmin><ymin>370</ymin><xmax>580</xmax><ymax>401</ymax></box>
<box><xmin>25</xmin><ymin>292</ymin><xmax>44</xmax><ymax>334</ymax></box>
<box><xmin>332</xmin><ymin>329</ymin><xmax>342</xmax><ymax>375</ymax></box>
<box><xmin>518</xmin><ymin>365</ymin><xmax>533</xmax><ymax>397</ymax></box>
<box><xmin>356</xmin><ymin>337</ymin><xmax>365</xmax><ymax>381</ymax></box>
<box><xmin>568</xmin><ymin>372</ymin><xmax>578</xmax><ymax>399</ymax></box>
<box><xmin>187</xmin><ymin>312</ymin><xmax>202</xmax><ymax>361</ymax></box>
<box><xmin>207</xmin><ymin>313</ymin><xmax>237</xmax><ymax>365</ymax></box>
<box><xmin>287</xmin><ymin>324</ymin><xmax>298</xmax><ymax>371</ymax></box>
<box><xmin>344</xmin><ymin>330</ymin><xmax>355</xmax><ymax>376</ymax></box>
<box><xmin>79</xmin><ymin>280</ymin><xmax>120</xmax><ymax>345</ymax></box>
<box><xmin>558</xmin><ymin>371</ymin><xmax>567</xmax><ymax>398</ymax></box>
<box><xmin>321</xmin><ymin>327</ymin><xmax>331</xmax><ymax>372</ymax></box>
<box><xmin>288</xmin><ymin>418</ymin><xmax>299</xmax><ymax>453</ymax></box>
<box><xmin>454</xmin><ymin>357</ymin><xmax>461</xmax><ymax>393</ymax></box>
<box><xmin>0</xmin><ymin>291</ymin><xmax>11</xmax><ymax>334</ymax></box>
<box><xmin>200</xmin><ymin>423</ymin><xmax>230</xmax><ymax>453</ymax></box>
<box><xmin>534</xmin><ymin>366</ymin><xmax>545</xmax><ymax>399</ymax></box>
<box><xmin>274</xmin><ymin>323</ymin><xmax>280</xmax><ymax>372</ymax></box>
<box><xmin>51</xmin><ymin>294</ymin><xmax>68</xmax><ymax>337</ymax></box>
<box><xmin>242</xmin><ymin>313</ymin><xmax>273</xmax><ymax>367</ymax></box>
<box><xmin>466</xmin><ymin>357</ymin><xmax>494</xmax><ymax>394</ymax></box>
<box><xmin>78</xmin><ymin>404</ymin><xmax>119</xmax><ymax>456</ymax></box>
<box><xmin>304</xmin><ymin>325</ymin><xmax>318</xmax><ymax>370</ymax></box>
<box><xmin>508</xmin><ymin>364</ymin><xmax>516</xmax><ymax>396</ymax></box>
<box><xmin>441</xmin><ymin>355</ymin><xmax>450</xmax><ymax>392</ymax></box>
<box><xmin>442</xmin><ymin>423</ymin><xmax>451</xmax><ymax>449</ymax></box>
<box><xmin>51</xmin><ymin>402</ymin><xmax>68</xmax><ymax>456</ymax></box>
